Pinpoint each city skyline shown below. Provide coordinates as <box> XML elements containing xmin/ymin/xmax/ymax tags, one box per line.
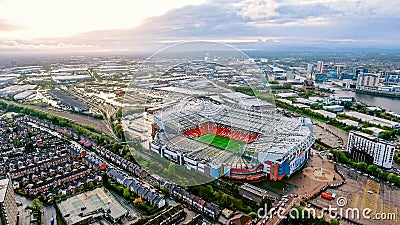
<box><xmin>0</xmin><ymin>0</ymin><xmax>399</xmax><ymax>53</ymax></box>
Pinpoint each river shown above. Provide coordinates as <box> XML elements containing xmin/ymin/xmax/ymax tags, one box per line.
<box><xmin>334</xmin><ymin>89</ymin><xmax>400</xmax><ymax>114</ymax></box>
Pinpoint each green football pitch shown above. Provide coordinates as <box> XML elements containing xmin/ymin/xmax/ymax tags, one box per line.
<box><xmin>195</xmin><ymin>133</ymin><xmax>246</xmax><ymax>152</ymax></box>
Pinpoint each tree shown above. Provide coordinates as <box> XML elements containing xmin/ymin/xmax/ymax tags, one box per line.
<box><xmin>167</xmin><ymin>163</ymin><xmax>176</xmax><ymax>177</ymax></box>
<box><xmin>111</xmin><ymin>143</ymin><xmax>122</xmax><ymax>153</ymax></box>
<box><xmin>367</xmin><ymin>165</ymin><xmax>379</xmax><ymax>175</ymax></box>
<box><xmin>343</xmin><ymin>102</ymin><xmax>352</xmax><ymax>110</ymax></box>
<box><xmin>248</xmin><ymin>212</ymin><xmax>257</xmax><ymax>219</ymax></box>
<box><xmin>123</xmin><ymin>188</ymin><xmax>130</xmax><ymax>199</ymax></box>
<box><xmin>87</xmin><ymin>182</ymin><xmax>95</xmax><ymax>190</ymax></box>
<box><xmin>376</xmin><ymin>168</ymin><xmax>383</xmax><ymax>178</ymax></box>
<box><xmin>356</xmin><ymin>162</ymin><xmax>368</xmax><ymax>172</ymax></box>
<box><xmin>102</xmin><ymin>173</ymin><xmax>110</xmax><ymax>188</ymax></box>
<box><xmin>134</xmin><ymin>198</ymin><xmax>143</xmax><ymax>204</ymax></box>
<box><xmin>379</xmin><ymin>130</ymin><xmax>396</xmax><ymax>140</ymax></box>
<box><xmin>162</xmin><ymin>186</ymin><xmax>169</xmax><ymax>195</ymax></box>
<box><xmin>24</xmin><ymin>142</ymin><xmax>35</xmax><ymax>153</ymax></box>
<box><xmin>330</xmin><ymin>219</ymin><xmax>340</xmax><ymax>225</ymax></box>
<box><xmin>31</xmin><ymin>198</ymin><xmax>43</xmax><ymax>212</ymax></box>
<box><xmin>387</xmin><ymin>173</ymin><xmax>399</xmax><ymax>183</ymax></box>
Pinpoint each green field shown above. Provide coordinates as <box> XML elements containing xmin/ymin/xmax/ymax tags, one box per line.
<box><xmin>196</xmin><ymin>133</ymin><xmax>245</xmax><ymax>152</ymax></box>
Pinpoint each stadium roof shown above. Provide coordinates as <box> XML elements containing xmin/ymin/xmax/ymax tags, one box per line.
<box><xmin>154</xmin><ymin>99</ymin><xmax>313</xmax><ymax>167</ymax></box>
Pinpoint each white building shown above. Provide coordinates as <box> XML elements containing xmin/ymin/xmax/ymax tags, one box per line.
<box><xmin>323</xmin><ymin>105</ymin><xmax>344</xmax><ymax>112</ymax></box>
<box><xmin>313</xmin><ymin>110</ymin><xmax>336</xmax><ymax>119</ymax></box>
<box><xmin>346</xmin><ymin>131</ymin><xmax>395</xmax><ymax>169</ymax></box>
<box><xmin>342</xmin><ymin>111</ymin><xmax>400</xmax><ymax>129</ymax></box>
<box><xmin>316</xmin><ymin>61</ymin><xmax>324</xmax><ymax>73</ymax></box>
<box><xmin>276</xmin><ymin>92</ymin><xmax>298</xmax><ymax>98</ymax></box>
<box><xmin>52</xmin><ymin>75</ymin><xmax>92</xmax><ymax>83</ymax></box>
<box><xmin>337</xmin><ymin>119</ymin><xmax>359</xmax><ymax>127</ymax></box>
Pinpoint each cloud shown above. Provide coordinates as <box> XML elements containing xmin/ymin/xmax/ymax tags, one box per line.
<box><xmin>0</xmin><ymin>38</ymin><xmax>100</xmax><ymax>53</ymax></box>
<box><xmin>0</xmin><ymin>0</ymin><xmax>399</xmax><ymax>52</ymax></box>
<box><xmin>237</xmin><ymin>0</ymin><xmax>280</xmax><ymax>19</ymax></box>
<box><xmin>285</xmin><ymin>0</ymin><xmax>400</xmax><ymax>18</ymax></box>
<box><xmin>0</xmin><ymin>18</ymin><xmax>23</xmax><ymax>32</ymax></box>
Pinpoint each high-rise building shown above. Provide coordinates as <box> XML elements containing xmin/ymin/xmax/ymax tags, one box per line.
<box><xmin>306</xmin><ymin>63</ymin><xmax>314</xmax><ymax>75</ymax></box>
<box><xmin>336</xmin><ymin>66</ymin><xmax>341</xmax><ymax>78</ymax></box>
<box><xmin>316</xmin><ymin>61</ymin><xmax>324</xmax><ymax>73</ymax></box>
<box><xmin>0</xmin><ymin>176</ymin><xmax>18</xmax><ymax>225</ymax></box>
<box><xmin>346</xmin><ymin>131</ymin><xmax>395</xmax><ymax>169</ymax></box>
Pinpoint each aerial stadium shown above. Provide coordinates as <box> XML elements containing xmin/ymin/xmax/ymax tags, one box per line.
<box><xmin>123</xmin><ymin>41</ymin><xmax>315</xmax><ymax>183</ymax></box>
<box><xmin>149</xmin><ymin>92</ymin><xmax>314</xmax><ymax>182</ymax></box>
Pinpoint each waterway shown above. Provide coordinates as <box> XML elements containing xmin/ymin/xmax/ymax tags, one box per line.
<box><xmin>334</xmin><ymin>89</ymin><xmax>400</xmax><ymax>114</ymax></box>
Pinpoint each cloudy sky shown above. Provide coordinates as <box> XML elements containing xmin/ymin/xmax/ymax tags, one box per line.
<box><xmin>0</xmin><ymin>0</ymin><xmax>399</xmax><ymax>53</ymax></box>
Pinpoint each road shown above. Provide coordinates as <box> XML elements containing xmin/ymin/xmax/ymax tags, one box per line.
<box><xmin>313</xmin><ymin>120</ymin><xmax>348</xmax><ymax>148</ymax></box>
<box><xmin>261</xmin><ymin>197</ymin><xmax>296</xmax><ymax>225</ymax></box>
<box><xmin>69</xmin><ymin>89</ymin><xmax>119</xmax><ymax>140</ymax></box>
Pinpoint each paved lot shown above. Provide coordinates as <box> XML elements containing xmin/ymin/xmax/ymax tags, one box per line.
<box><xmin>286</xmin><ymin>149</ymin><xmax>343</xmax><ymax>197</ymax></box>
<box><xmin>15</xmin><ymin>194</ymin><xmax>56</xmax><ymax>225</ymax></box>
<box><xmin>313</xmin><ymin>120</ymin><xmax>348</xmax><ymax>149</ymax></box>
<box><xmin>311</xmin><ymin>164</ymin><xmax>399</xmax><ymax>225</ymax></box>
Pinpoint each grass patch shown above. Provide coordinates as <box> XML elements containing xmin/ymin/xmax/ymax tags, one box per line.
<box><xmin>196</xmin><ymin>133</ymin><xmax>245</xmax><ymax>152</ymax></box>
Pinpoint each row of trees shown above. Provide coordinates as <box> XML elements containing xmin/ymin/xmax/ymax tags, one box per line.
<box><xmin>330</xmin><ymin>149</ymin><xmax>400</xmax><ymax>186</ymax></box>
<box><xmin>394</xmin><ymin>152</ymin><xmax>400</xmax><ymax>164</ymax></box>
<box><xmin>231</xmin><ymin>84</ymin><xmax>292</xmax><ymax>97</ymax></box>
<box><xmin>187</xmin><ymin>184</ymin><xmax>259</xmax><ymax>214</ymax></box>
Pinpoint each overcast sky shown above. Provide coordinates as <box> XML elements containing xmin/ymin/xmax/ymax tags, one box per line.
<box><xmin>0</xmin><ymin>0</ymin><xmax>399</xmax><ymax>53</ymax></box>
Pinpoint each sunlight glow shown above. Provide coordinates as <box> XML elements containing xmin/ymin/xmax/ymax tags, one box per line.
<box><xmin>0</xmin><ymin>0</ymin><xmax>206</xmax><ymax>39</ymax></box>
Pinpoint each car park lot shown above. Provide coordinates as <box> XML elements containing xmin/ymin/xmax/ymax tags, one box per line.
<box><xmin>310</xmin><ymin>164</ymin><xmax>399</xmax><ymax>225</ymax></box>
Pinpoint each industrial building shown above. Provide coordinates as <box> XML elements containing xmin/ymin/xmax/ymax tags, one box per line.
<box><xmin>342</xmin><ymin>111</ymin><xmax>400</xmax><ymax>129</ymax></box>
<box><xmin>0</xmin><ymin>76</ymin><xmax>18</xmax><ymax>87</ymax></box>
<box><xmin>13</xmin><ymin>90</ymin><xmax>35</xmax><ymax>101</ymax></box>
<box><xmin>312</xmin><ymin>110</ymin><xmax>336</xmax><ymax>119</ymax></box>
<box><xmin>238</xmin><ymin>183</ymin><xmax>267</xmax><ymax>204</ymax></box>
<box><xmin>52</xmin><ymin>75</ymin><xmax>92</xmax><ymax>83</ymax></box>
<box><xmin>0</xmin><ymin>85</ymin><xmax>37</xmax><ymax>98</ymax></box>
<box><xmin>357</xmin><ymin>73</ymin><xmax>379</xmax><ymax>90</ymax></box>
<box><xmin>48</xmin><ymin>90</ymin><xmax>89</xmax><ymax>112</ymax></box>
<box><xmin>322</xmin><ymin>105</ymin><xmax>344</xmax><ymax>113</ymax></box>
